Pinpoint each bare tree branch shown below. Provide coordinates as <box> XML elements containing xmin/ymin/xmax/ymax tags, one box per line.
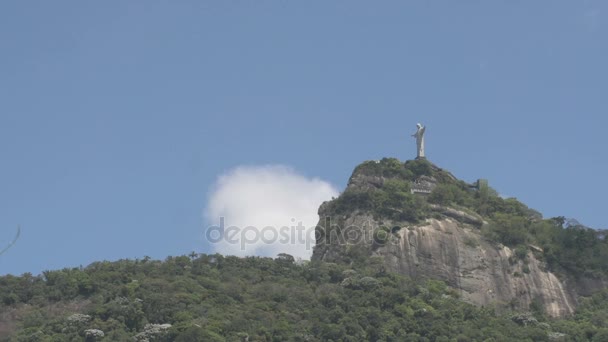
<box><xmin>0</xmin><ymin>225</ymin><xmax>21</xmax><ymax>256</ymax></box>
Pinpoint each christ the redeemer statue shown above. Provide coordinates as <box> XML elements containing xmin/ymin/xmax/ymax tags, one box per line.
<box><xmin>412</xmin><ymin>123</ymin><xmax>426</xmax><ymax>159</ymax></box>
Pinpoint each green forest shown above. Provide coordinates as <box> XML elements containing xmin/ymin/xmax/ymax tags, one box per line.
<box><xmin>2</xmin><ymin>253</ymin><xmax>608</xmax><ymax>341</ymax></box>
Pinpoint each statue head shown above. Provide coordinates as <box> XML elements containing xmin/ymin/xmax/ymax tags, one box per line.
<box><xmin>416</xmin><ymin>123</ymin><xmax>422</xmax><ymax>129</ymax></box>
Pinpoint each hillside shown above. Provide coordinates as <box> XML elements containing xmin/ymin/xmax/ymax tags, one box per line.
<box><xmin>3</xmin><ymin>254</ymin><xmax>608</xmax><ymax>341</ymax></box>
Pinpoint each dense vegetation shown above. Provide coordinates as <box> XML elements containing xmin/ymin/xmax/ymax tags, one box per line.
<box><xmin>324</xmin><ymin>159</ymin><xmax>433</xmax><ymax>222</ymax></box>
<box><xmin>325</xmin><ymin>158</ymin><xmax>608</xmax><ymax>278</ymax></box>
<box><xmin>2</xmin><ymin>254</ymin><xmax>608</xmax><ymax>341</ymax></box>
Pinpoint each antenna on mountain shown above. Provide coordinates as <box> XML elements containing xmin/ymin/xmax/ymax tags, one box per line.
<box><xmin>0</xmin><ymin>225</ymin><xmax>21</xmax><ymax>256</ymax></box>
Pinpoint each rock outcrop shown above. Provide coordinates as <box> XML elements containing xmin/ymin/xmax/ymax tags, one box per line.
<box><xmin>312</xmin><ymin>158</ymin><xmax>606</xmax><ymax>317</ymax></box>
<box><xmin>313</xmin><ymin>212</ymin><xmax>578</xmax><ymax>317</ymax></box>
<box><xmin>383</xmin><ymin>217</ymin><xmax>575</xmax><ymax>317</ymax></box>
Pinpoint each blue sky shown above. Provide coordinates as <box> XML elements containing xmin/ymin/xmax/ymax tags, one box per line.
<box><xmin>1</xmin><ymin>1</ymin><xmax>606</xmax><ymax>275</ymax></box>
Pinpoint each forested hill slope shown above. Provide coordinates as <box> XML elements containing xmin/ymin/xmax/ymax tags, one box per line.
<box><xmin>2</xmin><ymin>254</ymin><xmax>608</xmax><ymax>341</ymax></box>
<box><xmin>312</xmin><ymin>158</ymin><xmax>608</xmax><ymax>317</ymax></box>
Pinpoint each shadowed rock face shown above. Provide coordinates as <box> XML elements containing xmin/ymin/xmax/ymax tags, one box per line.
<box><xmin>313</xmin><ymin>214</ymin><xmax>578</xmax><ymax>317</ymax></box>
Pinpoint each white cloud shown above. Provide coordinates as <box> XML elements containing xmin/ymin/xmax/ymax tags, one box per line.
<box><xmin>204</xmin><ymin>165</ymin><xmax>339</xmax><ymax>260</ymax></box>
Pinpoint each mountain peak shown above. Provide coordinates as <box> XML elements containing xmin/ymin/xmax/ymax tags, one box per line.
<box><xmin>312</xmin><ymin>157</ymin><xmax>607</xmax><ymax>317</ymax></box>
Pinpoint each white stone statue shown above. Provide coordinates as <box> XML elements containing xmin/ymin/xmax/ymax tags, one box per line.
<box><xmin>412</xmin><ymin>123</ymin><xmax>426</xmax><ymax>159</ymax></box>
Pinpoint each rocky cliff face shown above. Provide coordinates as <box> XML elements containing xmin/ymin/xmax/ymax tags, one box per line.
<box><xmin>313</xmin><ymin>212</ymin><xmax>577</xmax><ymax>317</ymax></box>
<box><xmin>312</xmin><ymin>159</ymin><xmax>604</xmax><ymax>317</ymax></box>
<box><xmin>384</xmin><ymin>217</ymin><xmax>575</xmax><ymax>317</ymax></box>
